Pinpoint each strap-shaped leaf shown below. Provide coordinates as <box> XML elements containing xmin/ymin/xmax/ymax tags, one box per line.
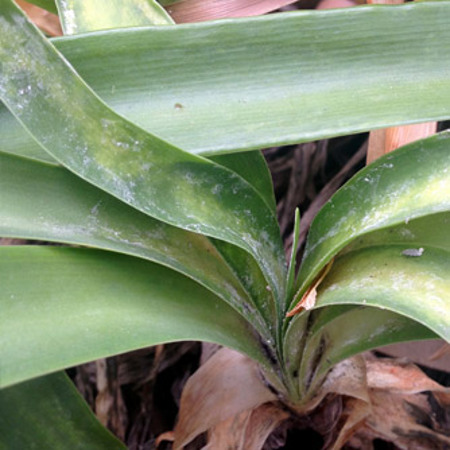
<box><xmin>315</xmin><ymin>246</ymin><xmax>450</xmax><ymax>341</ymax></box>
<box><xmin>294</xmin><ymin>136</ymin><xmax>450</xmax><ymax>307</ymax></box>
<box><xmin>211</xmin><ymin>152</ymin><xmax>276</xmax><ymax>215</ymax></box>
<box><xmin>0</xmin><ymin>372</ymin><xmax>125</xmax><ymax>449</ymax></box>
<box><xmin>342</xmin><ymin>211</ymin><xmax>450</xmax><ymax>254</ymax></box>
<box><xmin>0</xmin><ymin>152</ymin><xmax>277</xmax><ymax>335</ymax></box>
<box><xmin>0</xmin><ymin>246</ymin><xmax>268</xmax><ymax>389</ymax></box>
<box><xmin>283</xmin><ymin>208</ymin><xmax>450</xmax><ymax>399</ymax></box>
<box><xmin>295</xmin><ymin>306</ymin><xmax>437</xmax><ymax>400</ymax></box>
<box><xmin>0</xmin><ymin>1</ymin><xmax>286</xmax><ymax>304</ymax></box>
<box><xmin>55</xmin><ymin>0</ymin><xmax>173</xmax><ymax>35</ymax></box>
<box><xmin>3</xmin><ymin>3</ymin><xmax>450</xmax><ymax>159</ymax></box>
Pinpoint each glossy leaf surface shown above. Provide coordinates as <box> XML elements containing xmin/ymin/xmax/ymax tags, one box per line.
<box><xmin>294</xmin><ymin>136</ymin><xmax>450</xmax><ymax>307</ymax></box>
<box><xmin>343</xmin><ymin>211</ymin><xmax>450</xmax><ymax>254</ymax></box>
<box><xmin>2</xmin><ymin>3</ymin><xmax>450</xmax><ymax>159</ymax></box>
<box><xmin>0</xmin><ymin>246</ymin><xmax>267</xmax><ymax>389</ymax></box>
<box><xmin>284</xmin><ymin>205</ymin><xmax>450</xmax><ymax>398</ymax></box>
<box><xmin>0</xmin><ymin>2</ymin><xmax>286</xmax><ymax>303</ymax></box>
<box><xmin>296</xmin><ymin>306</ymin><xmax>437</xmax><ymax>399</ymax></box>
<box><xmin>55</xmin><ymin>0</ymin><xmax>173</xmax><ymax>35</ymax></box>
<box><xmin>0</xmin><ymin>372</ymin><xmax>125</xmax><ymax>449</ymax></box>
<box><xmin>0</xmin><ymin>152</ymin><xmax>280</xmax><ymax>334</ymax></box>
<box><xmin>316</xmin><ymin>246</ymin><xmax>449</xmax><ymax>341</ymax></box>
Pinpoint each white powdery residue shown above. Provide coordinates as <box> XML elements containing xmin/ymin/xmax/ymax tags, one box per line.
<box><xmin>307</xmin><ymin>214</ymin><xmax>351</xmax><ymax>255</ymax></box>
<box><xmin>231</xmin><ymin>185</ymin><xmax>241</xmax><ymax>195</ymax></box>
<box><xmin>222</xmin><ymin>282</ymin><xmax>242</xmax><ymax>304</ymax></box>
<box><xmin>15</xmin><ymin>84</ymin><xmax>32</xmax><ymax>111</ymax></box>
<box><xmin>399</xmin><ymin>228</ymin><xmax>415</xmax><ymax>239</ymax></box>
<box><xmin>182</xmin><ymin>171</ymin><xmax>202</xmax><ymax>187</ymax></box>
<box><xmin>184</xmin><ymin>223</ymin><xmax>202</xmax><ymax>233</ymax></box>
<box><xmin>324</xmin><ymin>283</ymin><xmax>338</xmax><ymax>292</ymax></box>
<box><xmin>390</xmin><ymin>272</ymin><xmax>415</xmax><ymax>292</ymax></box>
<box><xmin>424</xmin><ymin>279</ymin><xmax>438</xmax><ymax>291</ymax></box>
<box><xmin>114</xmin><ymin>178</ymin><xmax>135</xmax><ymax>205</ymax></box>
<box><xmin>100</xmin><ymin>118</ymin><xmax>115</xmax><ymax>130</ymax></box>
<box><xmin>82</xmin><ymin>155</ymin><xmax>92</xmax><ymax>168</ymax></box>
<box><xmin>131</xmin><ymin>140</ymin><xmax>141</xmax><ymax>152</ymax></box>
<box><xmin>112</xmin><ymin>139</ymin><xmax>130</xmax><ymax>150</ymax></box>
<box><xmin>211</xmin><ymin>184</ymin><xmax>223</xmax><ymax>196</ymax></box>
<box><xmin>46</xmin><ymin>221</ymin><xmax>94</xmax><ymax>239</ymax></box>
<box><xmin>90</xmin><ymin>201</ymin><xmax>102</xmax><ymax>217</ymax></box>
<box><xmin>145</xmin><ymin>227</ymin><xmax>166</xmax><ymax>241</ymax></box>
<box><xmin>99</xmin><ymin>166</ymin><xmax>136</xmax><ymax>205</ymax></box>
<box><xmin>18</xmin><ymin>84</ymin><xmax>32</xmax><ymax>96</ymax></box>
<box><xmin>60</xmin><ymin>2</ymin><xmax>77</xmax><ymax>34</ymax></box>
<box><xmin>426</xmin><ymin>295</ymin><xmax>449</xmax><ymax>318</ymax></box>
<box><xmin>360</xmin><ymin>208</ymin><xmax>390</xmax><ymax>228</ymax></box>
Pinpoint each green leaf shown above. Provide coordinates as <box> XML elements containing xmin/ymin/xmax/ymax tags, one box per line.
<box><xmin>285</xmin><ymin>305</ymin><xmax>436</xmax><ymax>402</ymax></box>
<box><xmin>0</xmin><ymin>246</ymin><xmax>268</xmax><ymax>389</ymax></box>
<box><xmin>0</xmin><ymin>372</ymin><xmax>125</xmax><ymax>449</ymax></box>
<box><xmin>0</xmin><ymin>2</ymin><xmax>286</xmax><ymax>305</ymax></box>
<box><xmin>315</xmin><ymin>245</ymin><xmax>450</xmax><ymax>341</ymax></box>
<box><xmin>283</xmin><ymin>205</ymin><xmax>450</xmax><ymax>400</ymax></box>
<box><xmin>159</xmin><ymin>0</ymin><xmax>181</xmax><ymax>4</ymax></box>
<box><xmin>55</xmin><ymin>0</ymin><xmax>173</xmax><ymax>35</ymax></box>
<box><xmin>295</xmin><ymin>306</ymin><xmax>437</xmax><ymax>399</ymax></box>
<box><xmin>0</xmin><ymin>152</ymin><xmax>278</xmax><ymax>335</ymax></box>
<box><xmin>3</xmin><ymin>3</ymin><xmax>450</xmax><ymax>160</ymax></box>
<box><xmin>211</xmin><ymin>151</ymin><xmax>276</xmax><ymax>215</ymax></box>
<box><xmin>294</xmin><ymin>136</ymin><xmax>450</xmax><ymax>307</ymax></box>
<box><xmin>343</xmin><ymin>211</ymin><xmax>450</xmax><ymax>254</ymax></box>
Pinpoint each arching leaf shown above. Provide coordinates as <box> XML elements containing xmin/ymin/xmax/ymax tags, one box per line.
<box><xmin>294</xmin><ymin>136</ymin><xmax>450</xmax><ymax>308</ymax></box>
<box><xmin>0</xmin><ymin>372</ymin><xmax>126</xmax><ymax>449</ymax></box>
<box><xmin>0</xmin><ymin>246</ymin><xmax>268</xmax><ymax>389</ymax></box>
<box><xmin>2</xmin><ymin>4</ymin><xmax>450</xmax><ymax>158</ymax></box>
<box><xmin>0</xmin><ymin>1</ymin><xmax>286</xmax><ymax>305</ymax></box>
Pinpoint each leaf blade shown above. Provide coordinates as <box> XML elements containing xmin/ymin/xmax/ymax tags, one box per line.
<box><xmin>0</xmin><ymin>151</ymin><xmax>278</xmax><ymax>335</ymax></box>
<box><xmin>316</xmin><ymin>245</ymin><xmax>450</xmax><ymax>341</ymax></box>
<box><xmin>0</xmin><ymin>372</ymin><xmax>126</xmax><ymax>450</ymax></box>
<box><xmin>0</xmin><ymin>246</ymin><xmax>268</xmax><ymax>389</ymax></box>
<box><xmin>294</xmin><ymin>136</ymin><xmax>450</xmax><ymax>305</ymax></box>
<box><xmin>295</xmin><ymin>306</ymin><xmax>437</xmax><ymax>399</ymax></box>
<box><xmin>0</xmin><ymin>1</ymin><xmax>286</xmax><ymax>304</ymax></box>
<box><xmin>2</xmin><ymin>4</ymin><xmax>450</xmax><ymax>158</ymax></box>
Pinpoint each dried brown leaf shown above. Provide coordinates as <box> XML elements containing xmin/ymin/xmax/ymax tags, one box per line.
<box><xmin>365</xmin><ymin>357</ymin><xmax>449</xmax><ymax>395</ymax></box>
<box><xmin>363</xmin><ymin>390</ymin><xmax>450</xmax><ymax>449</ymax></box>
<box><xmin>204</xmin><ymin>403</ymin><xmax>288</xmax><ymax>450</ymax></box>
<box><xmin>16</xmin><ymin>0</ymin><xmax>62</xmax><ymax>36</ymax></box>
<box><xmin>347</xmin><ymin>355</ymin><xmax>450</xmax><ymax>449</ymax></box>
<box><xmin>166</xmin><ymin>0</ymin><xmax>299</xmax><ymax>23</ymax></box>
<box><xmin>286</xmin><ymin>258</ymin><xmax>334</xmax><ymax>317</ymax></box>
<box><xmin>173</xmin><ymin>348</ymin><xmax>276</xmax><ymax>449</ymax></box>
